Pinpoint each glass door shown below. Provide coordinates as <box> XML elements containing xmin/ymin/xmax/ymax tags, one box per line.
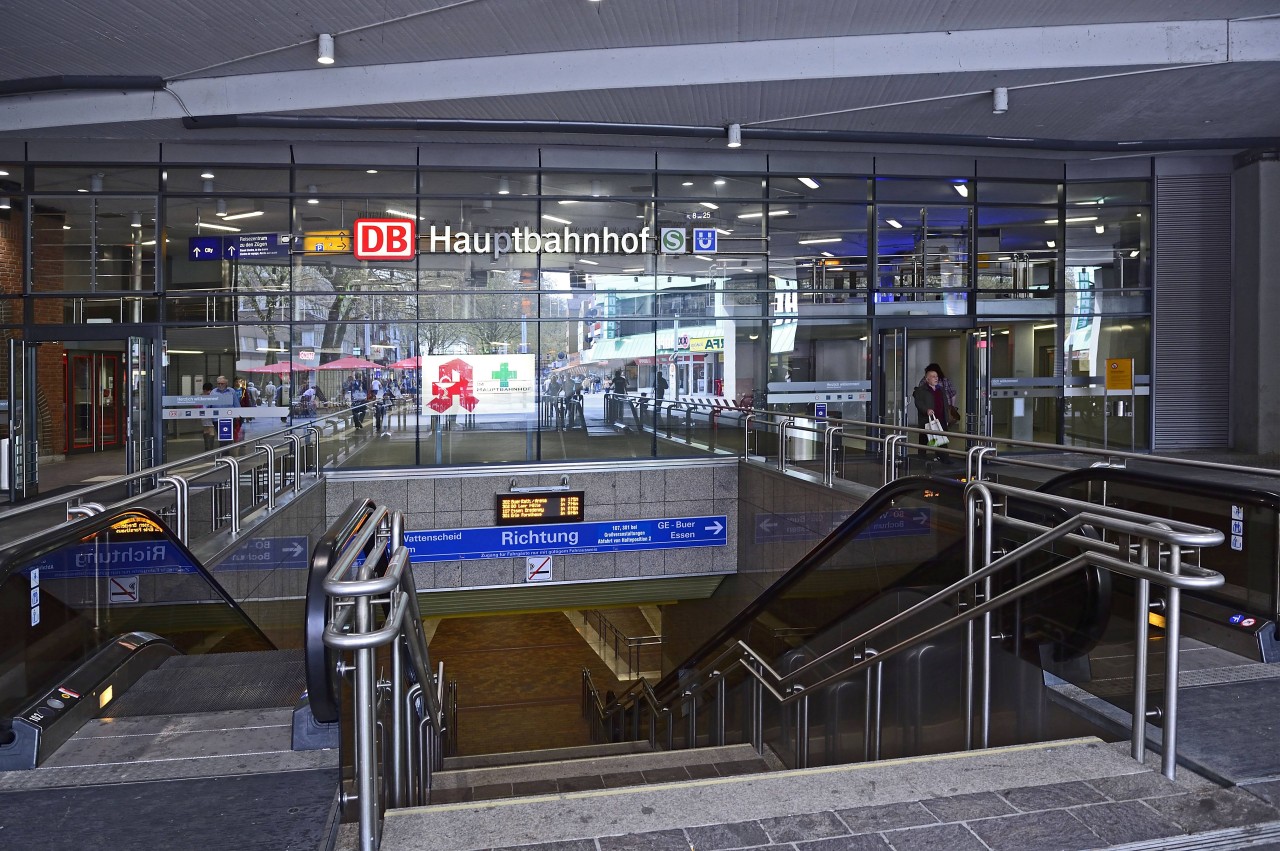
<box><xmin>67</xmin><ymin>352</ymin><xmax>122</xmax><ymax>453</ymax></box>
<box><xmin>877</xmin><ymin>326</ymin><xmax>908</xmax><ymax>429</ymax></box>
<box><xmin>968</xmin><ymin>326</ymin><xmax>993</xmax><ymax>438</ymax></box>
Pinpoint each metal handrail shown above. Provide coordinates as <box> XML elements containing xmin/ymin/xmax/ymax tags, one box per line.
<box><xmin>595</xmin><ymin>480</ymin><xmax>1224</xmax><ymax>780</ymax></box>
<box><xmin>319</xmin><ymin>505</ymin><xmax>447</xmax><ymax>851</ymax></box>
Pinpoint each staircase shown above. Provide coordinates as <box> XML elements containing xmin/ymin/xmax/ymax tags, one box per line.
<box><xmin>349</xmin><ymin>737</ymin><xmax>1280</xmax><ymax>851</ymax></box>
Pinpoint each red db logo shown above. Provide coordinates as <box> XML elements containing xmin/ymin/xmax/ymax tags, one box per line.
<box><xmin>354</xmin><ymin>218</ymin><xmax>415</xmax><ymax>261</ymax></box>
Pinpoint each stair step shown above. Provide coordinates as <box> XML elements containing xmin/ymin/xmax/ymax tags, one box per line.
<box><xmin>377</xmin><ymin>737</ymin><xmax>1213</xmax><ymax>851</ymax></box>
<box><xmin>432</xmin><ymin>744</ymin><xmax>768</xmax><ymax>802</ymax></box>
<box><xmin>441</xmin><ymin>740</ymin><xmax>652</xmax><ymax>772</ymax></box>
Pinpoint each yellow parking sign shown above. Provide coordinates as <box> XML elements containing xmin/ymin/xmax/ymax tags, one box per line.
<box><xmin>302</xmin><ymin>230</ymin><xmax>352</xmax><ymax>255</ymax></box>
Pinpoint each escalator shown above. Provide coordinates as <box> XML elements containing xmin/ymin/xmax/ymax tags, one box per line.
<box><xmin>602</xmin><ymin>475</ymin><xmax>1118</xmax><ymax>768</ymax></box>
<box><xmin>0</xmin><ymin>508</ymin><xmax>340</xmax><ymax>851</ymax></box>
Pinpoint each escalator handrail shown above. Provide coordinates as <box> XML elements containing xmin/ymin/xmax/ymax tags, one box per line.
<box><xmin>650</xmin><ymin>475</ymin><xmax>969</xmax><ymax>698</ymax></box>
<box><xmin>0</xmin><ymin>506</ymin><xmax>274</xmax><ymax>648</ymax></box>
<box><xmin>1038</xmin><ymin>465</ymin><xmax>1280</xmax><ymax>511</ymax></box>
<box><xmin>304</xmin><ymin>497</ymin><xmax>379</xmax><ymax>724</ymax></box>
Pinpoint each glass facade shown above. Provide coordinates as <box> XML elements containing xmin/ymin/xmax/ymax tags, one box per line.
<box><xmin>0</xmin><ymin>155</ymin><xmax>1156</xmax><ymax>478</ymax></box>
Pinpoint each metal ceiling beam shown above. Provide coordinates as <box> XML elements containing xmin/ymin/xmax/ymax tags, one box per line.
<box><xmin>1</xmin><ymin>18</ymin><xmax>1276</xmax><ymax>132</ymax></box>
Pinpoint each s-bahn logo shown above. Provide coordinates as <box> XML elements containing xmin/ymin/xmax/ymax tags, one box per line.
<box><xmin>354</xmin><ymin>218</ymin><xmax>415</xmax><ymax>261</ymax></box>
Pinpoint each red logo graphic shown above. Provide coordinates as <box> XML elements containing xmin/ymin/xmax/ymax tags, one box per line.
<box><xmin>429</xmin><ymin>358</ymin><xmax>479</xmax><ymax>413</ymax></box>
<box><xmin>354</xmin><ymin>218</ymin><xmax>415</xmax><ymax>261</ymax></box>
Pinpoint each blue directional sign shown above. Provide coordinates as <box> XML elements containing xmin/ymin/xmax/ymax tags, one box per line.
<box><xmin>218</xmin><ymin>418</ymin><xmax>234</xmax><ymax>441</ymax></box>
<box><xmin>188</xmin><ymin>236</ymin><xmax>223</xmax><ymax>261</ymax></box>
<box><xmin>692</xmin><ymin>228</ymin><xmax>718</xmax><ymax>254</ymax></box>
<box><xmin>28</xmin><ymin>540</ymin><xmax>197</xmax><ymax>579</ymax></box>
<box><xmin>405</xmin><ymin>516</ymin><xmax>728</xmax><ymax>562</ymax></box>
<box><xmin>226</xmin><ymin>233</ymin><xmax>291</xmax><ymax>260</ymax></box>
<box><xmin>754</xmin><ymin>508</ymin><xmax>931</xmax><ymax>544</ymax></box>
<box><xmin>218</xmin><ymin>535</ymin><xmax>310</xmax><ymax>571</ymax></box>
<box><xmin>815</xmin><ymin>403</ymin><xmax>827</xmax><ymax>419</ymax></box>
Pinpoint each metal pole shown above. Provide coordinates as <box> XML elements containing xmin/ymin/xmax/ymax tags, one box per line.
<box><xmin>355</xmin><ymin>595</ymin><xmax>379</xmax><ymax>851</ymax></box>
<box><xmin>1132</xmin><ymin>538</ymin><xmax>1151</xmax><ymax>765</ymax></box>
<box><xmin>794</xmin><ymin>686</ymin><xmax>809</xmax><ymax>769</ymax></box>
<box><xmin>1162</xmin><ymin>543</ymin><xmax>1182</xmax><ymax>780</ymax></box>
<box><xmin>391</xmin><ymin>636</ymin><xmax>406</xmax><ymax>807</ymax></box>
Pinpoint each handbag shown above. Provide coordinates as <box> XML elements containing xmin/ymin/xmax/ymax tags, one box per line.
<box><xmin>925</xmin><ymin>412</ymin><xmax>949</xmax><ymax>447</ymax></box>
<box><xmin>948</xmin><ymin>404</ymin><xmax>961</xmax><ymax>424</ymax></box>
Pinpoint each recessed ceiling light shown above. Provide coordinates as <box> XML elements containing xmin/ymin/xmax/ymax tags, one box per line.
<box><xmin>798</xmin><ymin>237</ymin><xmax>841</xmax><ymax>245</ymax></box>
<box><xmin>1044</xmin><ymin>216</ymin><xmax>1098</xmax><ymax>224</ymax></box>
<box><xmin>699</xmin><ymin>202</ymin><xmax>719</xmax><ymax>210</ymax></box>
<box><xmin>681</xmin><ymin>181</ymin><xmax>694</xmax><ymax>187</ymax></box>
<box><xmin>798</xmin><ymin>177</ymin><xmax>820</xmax><ymax>189</ymax></box>
<box><xmin>366</xmin><ymin>169</ymin><xmax>378</xmax><ymax>174</ymax></box>
<box><xmin>200</xmin><ymin>172</ymin><xmax>215</xmax><ymax>179</ymax></box>
<box><xmin>714</xmin><ymin>179</ymin><xmax>726</xmax><ymax>186</ymax></box>
<box><xmin>885</xmin><ymin>219</ymin><xmax>903</xmax><ymax>229</ymax></box>
<box><xmin>953</xmin><ymin>183</ymin><xmax>969</xmax><ymax>198</ymax></box>
<box><xmin>542</xmin><ymin>213</ymin><xmax>573</xmax><ymax>225</ymax></box>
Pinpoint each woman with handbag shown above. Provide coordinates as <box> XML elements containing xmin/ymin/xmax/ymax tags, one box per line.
<box><xmin>912</xmin><ymin>364</ymin><xmax>954</xmax><ymax>462</ymax></box>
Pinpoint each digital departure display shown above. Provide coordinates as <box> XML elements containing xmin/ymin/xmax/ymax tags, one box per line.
<box><xmin>495</xmin><ymin>491</ymin><xmax>585</xmax><ymax>526</ymax></box>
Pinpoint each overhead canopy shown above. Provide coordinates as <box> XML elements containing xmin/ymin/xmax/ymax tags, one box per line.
<box><xmin>317</xmin><ymin>355</ymin><xmax>381</xmax><ymax>371</ymax></box>
<box><xmin>240</xmin><ymin>360</ymin><xmax>311</xmax><ymax>374</ymax></box>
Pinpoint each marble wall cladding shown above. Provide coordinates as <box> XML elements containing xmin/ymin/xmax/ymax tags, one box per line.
<box><xmin>328</xmin><ymin>463</ymin><xmax>738</xmax><ymax>590</ymax></box>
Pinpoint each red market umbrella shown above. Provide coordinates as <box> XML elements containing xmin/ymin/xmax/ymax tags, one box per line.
<box><xmin>317</xmin><ymin>355</ymin><xmax>381</xmax><ymax>370</ymax></box>
<box><xmin>241</xmin><ymin>360</ymin><xmax>310</xmax><ymax>374</ymax></box>
<box><xmin>389</xmin><ymin>356</ymin><xmax>421</xmax><ymax>369</ymax></box>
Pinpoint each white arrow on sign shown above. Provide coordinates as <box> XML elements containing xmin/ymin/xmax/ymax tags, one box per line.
<box><xmin>284</xmin><ymin>542</ymin><xmax>305</xmax><ymax>558</ymax></box>
<box><xmin>758</xmin><ymin>517</ymin><xmax>777</xmax><ymax>533</ymax></box>
<box><xmin>705</xmin><ymin>520</ymin><xmax>724</xmax><ymax>535</ymax></box>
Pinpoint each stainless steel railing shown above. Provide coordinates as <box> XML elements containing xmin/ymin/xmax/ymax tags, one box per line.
<box><xmin>585</xmin><ymin>479</ymin><xmax>1224</xmax><ymax>781</ymax></box>
<box><xmin>319</xmin><ymin>504</ymin><xmax>448</xmax><ymax>851</ymax></box>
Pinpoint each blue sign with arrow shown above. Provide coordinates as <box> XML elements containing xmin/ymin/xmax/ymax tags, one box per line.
<box><xmin>218</xmin><ymin>535</ymin><xmax>310</xmax><ymax>571</ymax></box>
<box><xmin>405</xmin><ymin>515</ymin><xmax>727</xmax><ymax>562</ymax></box>
<box><xmin>189</xmin><ymin>236</ymin><xmax>222</xmax><ymax>261</ymax></box>
<box><xmin>27</xmin><ymin>541</ymin><xmax>198</xmax><ymax>579</ymax></box>
<box><xmin>754</xmin><ymin>508</ymin><xmax>931</xmax><ymax>544</ymax></box>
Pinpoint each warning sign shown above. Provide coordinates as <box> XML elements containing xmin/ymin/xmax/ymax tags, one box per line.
<box><xmin>1105</xmin><ymin>358</ymin><xmax>1134</xmax><ymax>391</ymax></box>
<box><xmin>526</xmin><ymin>556</ymin><xmax>553</xmax><ymax>582</ymax></box>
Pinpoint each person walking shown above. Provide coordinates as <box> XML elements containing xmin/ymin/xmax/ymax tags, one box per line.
<box><xmin>911</xmin><ymin>363</ymin><xmax>956</xmax><ymax>462</ymax></box>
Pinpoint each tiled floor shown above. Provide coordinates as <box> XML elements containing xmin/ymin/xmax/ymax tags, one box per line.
<box><xmin>486</xmin><ymin>776</ymin><xmax>1280</xmax><ymax>851</ymax></box>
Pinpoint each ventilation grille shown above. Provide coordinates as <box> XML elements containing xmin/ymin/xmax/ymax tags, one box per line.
<box><xmin>1154</xmin><ymin>174</ymin><xmax>1231</xmax><ymax>449</ymax></box>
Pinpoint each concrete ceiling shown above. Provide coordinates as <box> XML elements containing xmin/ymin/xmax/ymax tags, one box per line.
<box><xmin>2</xmin><ymin>1</ymin><xmax>1279</xmax><ymax>154</ymax></box>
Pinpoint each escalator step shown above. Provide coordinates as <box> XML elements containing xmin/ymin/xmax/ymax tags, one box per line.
<box><xmin>103</xmin><ymin>650</ymin><xmax>305</xmax><ymax>718</ymax></box>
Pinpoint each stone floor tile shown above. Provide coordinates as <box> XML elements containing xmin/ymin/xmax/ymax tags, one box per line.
<box><xmin>685</xmin><ymin>819</ymin><xmax>771</xmax><ymax>850</ymax></box>
<box><xmin>919</xmin><ymin>791</ymin><xmax>1015</xmax><ymax>822</ymax></box>
<box><xmin>600</xmin><ymin>771</ymin><xmax>648</xmax><ymax>788</ymax></box>
<box><xmin>557</xmin><ymin>774</ymin><xmax>605</xmax><ymax>793</ymax></box>
<box><xmin>965</xmin><ymin>809</ymin><xmax>1101</xmax><ymax>851</ymax></box>
<box><xmin>999</xmin><ymin>780</ymin><xmax>1106</xmax><ymax>812</ymax></box>
<box><xmin>492</xmin><ymin>841</ymin><xmax>597</xmax><ymax>851</ymax></box>
<box><xmin>641</xmin><ymin>766</ymin><xmax>692</xmax><ymax>784</ymax></box>
<box><xmin>684</xmin><ymin>762</ymin><xmax>721</xmax><ymax>779</ymax></box>
<box><xmin>471</xmin><ymin>782</ymin><xmax>515</xmax><ymax>801</ymax></box>
<box><xmin>716</xmin><ymin>759</ymin><xmax>770</xmax><ymax>776</ymax></box>
<box><xmin>796</xmin><ymin>833</ymin><xmax>892</xmax><ymax>850</ymax></box>
<box><xmin>1145</xmin><ymin>787</ymin><xmax>1280</xmax><ymax>833</ymax></box>
<box><xmin>834</xmin><ymin>801</ymin><xmax>938</xmax><ymax>834</ymax></box>
<box><xmin>1070</xmin><ymin>800</ymin><xmax>1184</xmax><ymax>845</ymax></box>
<box><xmin>511</xmin><ymin>778</ymin><xmax>560</xmax><ymax>797</ymax></box>
<box><xmin>428</xmin><ymin>786</ymin><xmax>472</xmax><ymax>804</ymax></box>
<box><xmin>1244</xmin><ymin>779</ymin><xmax>1280</xmax><ymax>807</ymax></box>
<box><xmin>1086</xmin><ymin>772</ymin><xmax>1183</xmax><ymax>802</ymax></box>
<box><xmin>881</xmin><ymin>822</ymin><xmax>987</xmax><ymax>851</ymax></box>
<box><xmin>759</xmin><ymin>810</ymin><xmax>850</xmax><ymax>843</ymax></box>
<box><xmin>598</xmin><ymin>828</ymin><xmax>691</xmax><ymax>851</ymax></box>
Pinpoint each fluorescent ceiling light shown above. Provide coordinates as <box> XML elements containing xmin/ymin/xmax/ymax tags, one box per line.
<box><xmin>797</xmin><ymin>177</ymin><xmax>820</xmax><ymax>190</ymax></box>
<box><xmin>1044</xmin><ymin>216</ymin><xmax>1098</xmax><ymax>224</ymax></box>
<box><xmin>366</xmin><ymin>169</ymin><xmax>378</xmax><ymax>174</ymax></box>
<box><xmin>198</xmin><ymin>221</ymin><xmax>241</xmax><ymax>232</ymax></box>
<box><xmin>681</xmin><ymin>181</ymin><xmax>693</xmax><ymax>187</ymax></box>
<box><xmin>623</xmin><ymin>268</ymin><xmax>645</xmax><ymax>273</ymax></box>
<box><xmin>821</xmin><ymin>251</ymin><xmax>835</xmax><ymax>258</ymax></box>
<box><xmin>165</xmin><ymin>349</ymin><xmax>203</xmax><ymax>354</ymax></box>
<box><xmin>558</xmin><ymin>199</ymin><xmax>579</xmax><ymax>205</ymax></box>
<box><xmin>737</xmin><ymin>209</ymin><xmax>789</xmax><ymax>219</ymax></box>
<box><xmin>885</xmin><ymin>219</ymin><xmax>903</xmax><ymax>229</ymax></box>
<box><xmin>385</xmin><ymin>208</ymin><xmax>421</xmax><ymax>219</ymax></box>
<box><xmin>0</xmin><ymin>170</ymin><xmax>9</xmax><ymax>176</ymax></box>
<box><xmin>953</xmin><ymin>183</ymin><xmax>969</xmax><ymax>197</ymax></box>
<box><xmin>714</xmin><ymin>228</ymin><xmax>733</xmax><ymax>236</ymax></box>
<box><xmin>257</xmin><ymin>347</ymin><xmax>287</xmax><ymax>352</ymax></box>
<box><xmin>199</xmin><ymin>171</ymin><xmax>215</xmax><ymax>179</ymax></box>
<box><xmin>1129</xmin><ymin>250</ymin><xmax>1140</xmax><ymax>258</ymax></box>
<box><xmin>699</xmin><ymin>202</ymin><xmax>719</xmax><ymax>210</ymax></box>
<box><xmin>542</xmin><ymin>213</ymin><xmax>573</xmax><ymax>225</ymax></box>
<box><xmin>1032</xmin><ymin>323</ymin><xmax>1057</xmax><ymax>330</ymax></box>
<box><xmin>714</xmin><ymin>179</ymin><xmax>726</xmax><ymax>186</ymax></box>
<box><xmin>798</xmin><ymin>237</ymin><xmax>841</xmax><ymax>245</ymax></box>
<box><xmin>577</xmin><ymin>258</ymin><xmax>599</xmax><ymax>265</ymax></box>
<box><xmin>222</xmin><ymin>210</ymin><xmax>265</xmax><ymax>221</ymax></box>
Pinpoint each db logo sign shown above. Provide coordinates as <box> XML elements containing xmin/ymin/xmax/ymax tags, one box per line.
<box><xmin>354</xmin><ymin>218</ymin><xmax>415</xmax><ymax>261</ymax></box>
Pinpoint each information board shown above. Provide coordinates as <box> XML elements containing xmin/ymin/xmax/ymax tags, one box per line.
<box><xmin>496</xmin><ymin>491</ymin><xmax>585</xmax><ymax>526</ymax></box>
